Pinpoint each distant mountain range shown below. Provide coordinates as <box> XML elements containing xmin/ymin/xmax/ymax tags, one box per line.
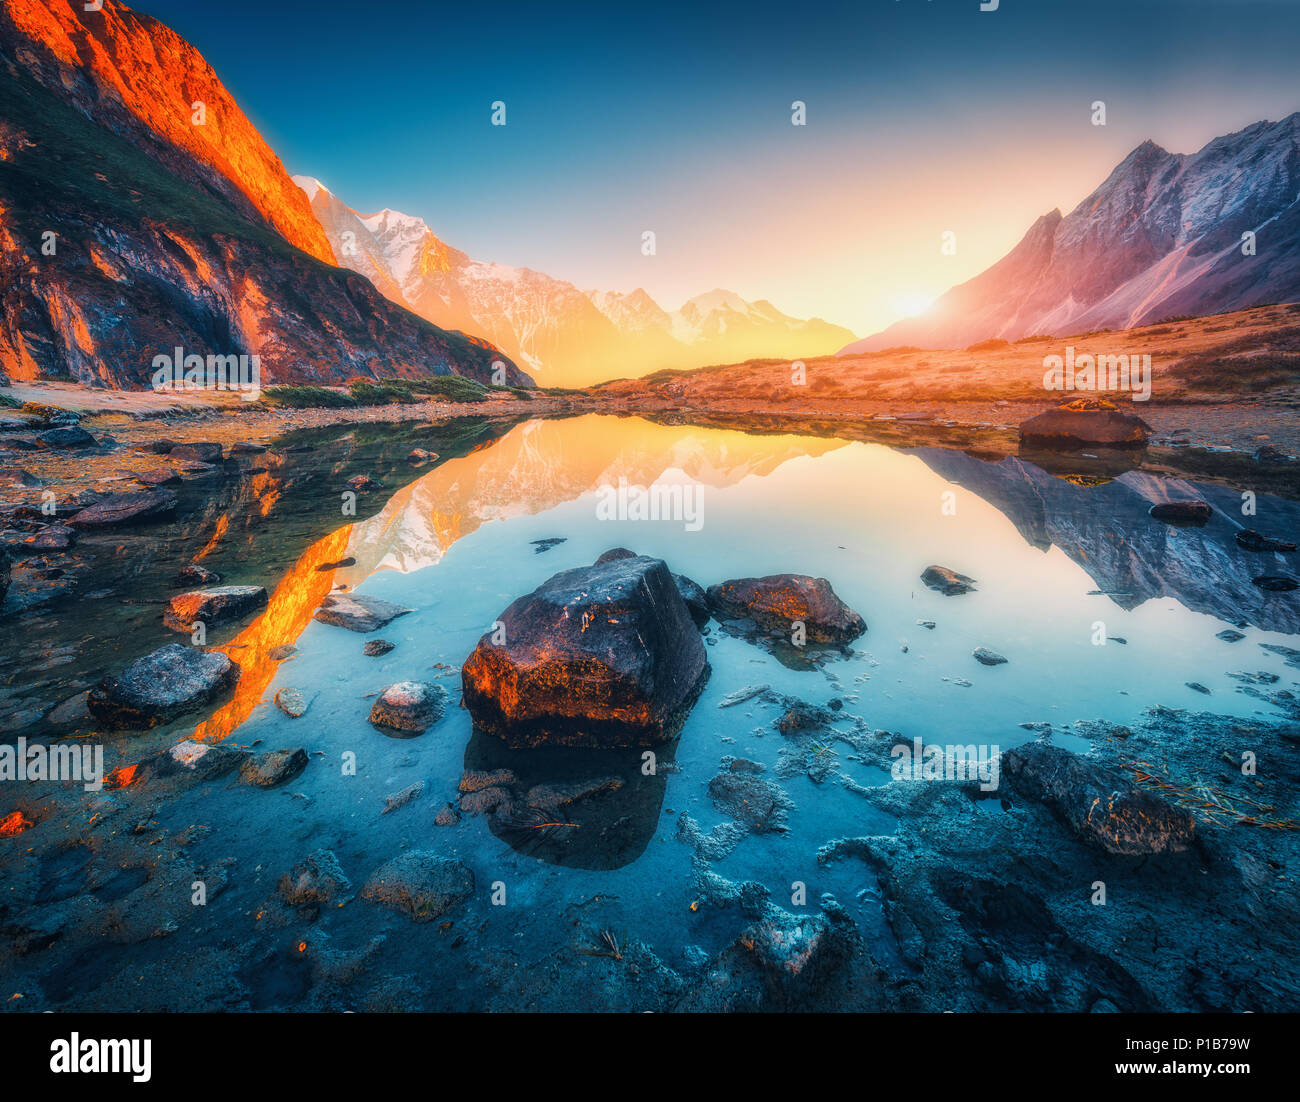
<box><xmin>0</xmin><ymin>0</ymin><xmax>527</xmax><ymax>388</ymax></box>
<box><xmin>845</xmin><ymin>113</ymin><xmax>1300</xmax><ymax>354</ymax></box>
<box><xmin>296</xmin><ymin>178</ymin><xmax>856</xmax><ymax>387</ymax></box>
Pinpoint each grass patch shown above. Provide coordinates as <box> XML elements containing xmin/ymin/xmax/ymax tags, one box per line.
<box><xmin>262</xmin><ymin>385</ymin><xmax>357</xmax><ymax>409</ymax></box>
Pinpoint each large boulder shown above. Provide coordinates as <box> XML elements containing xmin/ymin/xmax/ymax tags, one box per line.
<box><xmin>88</xmin><ymin>643</ymin><xmax>241</xmax><ymax>729</ymax></box>
<box><xmin>1019</xmin><ymin>399</ymin><xmax>1151</xmax><ymax>448</ymax></box>
<box><xmin>162</xmin><ymin>585</ymin><xmax>267</xmax><ymax>632</ymax></box>
<box><xmin>461</xmin><ymin>554</ymin><xmax>710</xmax><ymax>748</ymax></box>
<box><xmin>706</xmin><ymin>575</ymin><xmax>865</xmax><ymax>645</ymax></box>
<box><xmin>1002</xmin><ymin>742</ymin><xmax>1194</xmax><ymax>856</ymax></box>
<box><xmin>67</xmin><ymin>489</ymin><xmax>177</xmax><ymax>528</ymax></box>
<box><xmin>313</xmin><ymin>592</ymin><xmax>413</xmax><ymax>633</ymax></box>
<box><xmin>36</xmin><ymin>425</ymin><xmax>96</xmax><ymax>449</ymax></box>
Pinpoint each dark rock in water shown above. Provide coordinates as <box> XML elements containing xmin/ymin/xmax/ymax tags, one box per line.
<box><xmin>1253</xmin><ymin>575</ymin><xmax>1298</xmax><ymax>592</ymax></box>
<box><xmin>706</xmin><ymin>574</ymin><xmax>866</xmax><ymax>644</ymax></box>
<box><xmin>523</xmin><ymin>776</ymin><xmax>623</xmax><ymax>809</ymax></box>
<box><xmin>369</xmin><ymin>681</ymin><xmax>448</xmax><ymax>735</ymax></box>
<box><xmin>383</xmin><ymin>781</ymin><xmax>424</xmax><ymax>814</ymax></box>
<box><xmin>921</xmin><ymin>564</ymin><xmax>977</xmax><ymax>596</ymax></box>
<box><xmin>674</xmin><ymin>573</ymin><xmax>710</xmax><ymax>629</ymax></box>
<box><xmin>175</xmin><ymin>563</ymin><xmax>220</xmax><ymax>586</ymax></box>
<box><xmin>267</xmin><ymin>644</ymin><xmax>298</xmax><ymax>661</ymax></box>
<box><xmin>459</xmin><ymin>768</ymin><xmax>518</xmax><ymax>793</ymax></box>
<box><xmin>407</xmin><ymin>448</ymin><xmax>433</xmax><ymax>463</ymax></box>
<box><xmin>0</xmin><ymin>545</ymin><xmax>9</xmax><ymax>606</ymax></box>
<box><xmin>316</xmin><ymin>557</ymin><xmax>356</xmax><ymax>572</ymax></box>
<box><xmin>360</xmin><ymin>852</ymin><xmax>474</xmax><ymax>922</ymax></box>
<box><xmin>1002</xmin><ymin>742</ymin><xmax>1194</xmax><ymax>856</ymax></box>
<box><xmin>1018</xmin><ymin>401</ymin><xmax>1150</xmax><ymax>448</ymax></box>
<box><xmin>776</xmin><ymin>700</ymin><xmax>835</xmax><ymax>734</ymax></box>
<box><xmin>134</xmin><ymin>467</ymin><xmax>181</xmax><ymax>487</ymax></box>
<box><xmin>1186</xmin><ymin>682</ymin><xmax>1211</xmax><ymax>695</ymax></box>
<box><xmin>1253</xmin><ymin>444</ymin><xmax>1292</xmax><ymax>464</ymax></box>
<box><xmin>346</xmin><ymin>474</ymin><xmax>379</xmax><ymax>491</ymax></box>
<box><xmin>229</xmin><ymin>441</ymin><xmax>267</xmax><ymax>454</ymax></box>
<box><xmin>88</xmin><ymin>644</ymin><xmax>240</xmax><ymax>729</ymax></box>
<box><xmin>168</xmin><ymin>442</ymin><xmax>224</xmax><ymax>463</ymax></box>
<box><xmin>143</xmin><ymin>438</ymin><xmax>177</xmax><ymax>454</ymax></box>
<box><xmin>735</xmin><ymin>908</ymin><xmax>851</xmax><ymax>993</ymax></box>
<box><xmin>26</xmin><ymin>525</ymin><xmax>76</xmax><ymax>551</ymax></box>
<box><xmin>67</xmin><ymin>489</ymin><xmax>177</xmax><ymax>528</ymax></box>
<box><xmin>973</xmin><ymin>646</ymin><xmax>1008</xmax><ymax>666</ymax></box>
<box><xmin>145</xmin><ymin>738</ymin><xmax>249</xmax><ymax>783</ymax></box>
<box><xmin>434</xmin><ymin>803</ymin><xmax>461</xmax><ymax>826</ymax></box>
<box><xmin>363</xmin><ymin>639</ymin><xmax>395</xmax><ymax>657</ymax></box>
<box><xmin>239</xmin><ymin>747</ymin><xmax>308</xmax><ymax>787</ymax></box>
<box><xmin>530</xmin><ymin>537</ymin><xmax>566</xmax><ymax>554</ymax></box>
<box><xmin>594</xmin><ymin>547</ymin><xmax>637</xmax><ymax>565</ymax></box>
<box><xmin>163</xmin><ymin>585</ymin><xmax>267</xmax><ymax>632</ymax></box>
<box><xmin>36</xmin><ymin>425</ymin><xmax>96</xmax><ymax>449</ymax></box>
<box><xmin>1236</xmin><ymin>529</ymin><xmax>1297</xmax><ymax>553</ymax></box>
<box><xmin>1216</xmin><ymin>629</ymin><xmax>1245</xmax><ymax>642</ymax></box>
<box><xmin>1149</xmin><ymin>500</ymin><xmax>1212</xmax><ymax>527</ymax></box>
<box><xmin>708</xmin><ymin>772</ymin><xmax>792</xmax><ymax>832</ymax></box>
<box><xmin>279</xmin><ymin>850</ymin><xmax>350</xmax><ymax>906</ymax></box>
<box><xmin>461</xmin><ymin>554</ymin><xmax>709</xmax><ymax>748</ymax></box>
<box><xmin>313</xmin><ymin>592</ymin><xmax>414</xmax><ymax>632</ymax></box>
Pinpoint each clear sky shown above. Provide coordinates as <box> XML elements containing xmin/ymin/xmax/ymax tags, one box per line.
<box><xmin>136</xmin><ymin>0</ymin><xmax>1300</xmax><ymax>338</ymax></box>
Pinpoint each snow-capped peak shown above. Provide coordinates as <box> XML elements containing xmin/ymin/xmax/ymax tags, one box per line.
<box><xmin>291</xmin><ymin>175</ymin><xmax>330</xmax><ymax>202</ymax></box>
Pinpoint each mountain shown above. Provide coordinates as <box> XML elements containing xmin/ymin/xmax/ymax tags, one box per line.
<box><xmin>845</xmin><ymin>114</ymin><xmax>1300</xmax><ymax>354</ymax></box>
<box><xmin>0</xmin><ymin>0</ymin><xmax>526</xmax><ymax>388</ymax></box>
<box><xmin>296</xmin><ymin>178</ymin><xmax>856</xmax><ymax>386</ymax></box>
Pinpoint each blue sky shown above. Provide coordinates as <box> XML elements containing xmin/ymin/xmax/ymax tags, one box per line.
<box><xmin>136</xmin><ymin>0</ymin><xmax>1300</xmax><ymax>334</ymax></box>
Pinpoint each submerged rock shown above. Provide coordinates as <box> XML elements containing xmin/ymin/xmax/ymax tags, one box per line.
<box><xmin>973</xmin><ymin>646</ymin><xmax>1008</xmax><ymax>666</ymax></box>
<box><xmin>706</xmin><ymin>574</ymin><xmax>865</xmax><ymax>645</ymax></box>
<box><xmin>146</xmin><ymin>738</ymin><xmax>249</xmax><ymax>782</ymax></box>
<box><xmin>1216</xmin><ymin>629</ymin><xmax>1246</xmax><ymax>642</ymax></box>
<box><xmin>0</xmin><ymin>546</ymin><xmax>9</xmax><ymax>607</ymax></box>
<box><xmin>1018</xmin><ymin>401</ymin><xmax>1150</xmax><ymax>448</ymax></box>
<box><xmin>1149</xmin><ymin>501</ymin><xmax>1212</xmax><ymax>527</ymax></box>
<box><xmin>1002</xmin><ymin>742</ymin><xmax>1194</xmax><ymax>856</ymax></box>
<box><xmin>360</xmin><ymin>852</ymin><xmax>474</xmax><ymax>923</ymax></box>
<box><xmin>67</xmin><ymin>489</ymin><xmax>178</xmax><ymax>528</ymax></box>
<box><xmin>162</xmin><ymin>585</ymin><xmax>267</xmax><ymax>632</ymax></box>
<box><xmin>239</xmin><ymin>747</ymin><xmax>308</xmax><ymax>787</ymax></box>
<box><xmin>88</xmin><ymin>644</ymin><xmax>240</xmax><ymax>729</ymax></box>
<box><xmin>708</xmin><ymin>772</ymin><xmax>792</xmax><ymax>833</ymax></box>
<box><xmin>382</xmin><ymin>781</ymin><xmax>425</xmax><ymax>814</ymax></box>
<box><xmin>346</xmin><ymin>474</ymin><xmax>379</xmax><ymax>491</ymax></box>
<box><xmin>313</xmin><ymin>592</ymin><xmax>414</xmax><ymax>633</ymax></box>
<box><xmin>175</xmin><ymin>563</ymin><xmax>220</xmax><ymax>586</ymax></box>
<box><xmin>168</xmin><ymin>442</ymin><xmax>224</xmax><ymax>464</ymax></box>
<box><xmin>279</xmin><ymin>850</ymin><xmax>350</xmax><ymax>906</ymax></box>
<box><xmin>921</xmin><ymin>565</ymin><xmax>977</xmax><ymax>596</ymax></box>
<box><xmin>369</xmin><ymin>681</ymin><xmax>447</xmax><ymax>735</ymax></box>
<box><xmin>24</xmin><ymin>525</ymin><xmax>76</xmax><ymax>552</ymax></box>
<box><xmin>1236</xmin><ymin>529</ymin><xmax>1297</xmax><ymax>553</ymax></box>
<box><xmin>461</xmin><ymin>554</ymin><xmax>709</xmax><ymax>748</ymax></box>
<box><xmin>134</xmin><ymin>467</ymin><xmax>181</xmax><ymax>487</ymax></box>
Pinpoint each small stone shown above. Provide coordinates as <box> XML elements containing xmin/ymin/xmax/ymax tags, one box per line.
<box><xmin>239</xmin><ymin>747</ymin><xmax>308</xmax><ymax>788</ymax></box>
<box><xmin>973</xmin><ymin>646</ymin><xmax>1008</xmax><ymax>666</ymax></box>
<box><xmin>921</xmin><ymin>565</ymin><xmax>976</xmax><ymax>596</ymax></box>
<box><xmin>274</xmin><ymin>688</ymin><xmax>308</xmax><ymax>717</ymax></box>
<box><xmin>175</xmin><ymin>563</ymin><xmax>220</xmax><ymax>586</ymax></box>
<box><xmin>363</xmin><ymin>639</ymin><xmax>395</xmax><ymax>657</ymax></box>
<box><xmin>369</xmin><ymin>681</ymin><xmax>447</xmax><ymax>735</ymax></box>
<box><xmin>383</xmin><ymin>781</ymin><xmax>425</xmax><ymax>814</ymax></box>
<box><xmin>434</xmin><ymin>803</ymin><xmax>461</xmax><ymax>826</ymax></box>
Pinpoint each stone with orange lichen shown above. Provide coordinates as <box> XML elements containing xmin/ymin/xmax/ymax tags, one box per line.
<box><xmin>162</xmin><ymin>585</ymin><xmax>267</xmax><ymax>633</ymax></box>
<box><xmin>706</xmin><ymin>574</ymin><xmax>866</xmax><ymax>645</ymax></box>
<box><xmin>1002</xmin><ymin>741</ymin><xmax>1194</xmax><ymax>856</ymax></box>
<box><xmin>462</xmin><ymin>555</ymin><xmax>709</xmax><ymax>748</ymax></box>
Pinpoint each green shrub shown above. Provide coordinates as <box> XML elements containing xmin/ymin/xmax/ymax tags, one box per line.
<box><xmin>397</xmin><ymin>376</ymin><xmax>488</xmax><ymax>402</ymax></box>
<box><xmin>349</xmin><ymin>380</ymin><xmax>417</xmax><ymax>405</ymax></box>
<box><xmin>262</xmin><ymin>385</ymin><xmax>357</xmax><ymax>408</ymax></box>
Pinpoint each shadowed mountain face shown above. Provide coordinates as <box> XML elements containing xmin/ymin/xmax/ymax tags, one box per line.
<box><xmin>848</xmin><ymin>114</ymin><xmax>1300</xmax><ymax>354</ymax></box>
<box><xmin>913</xmin><ymin>448</ymin><xmax>1300</xmax><ymax>634</ymax></box>
<box><xmin>0</xmin><ymin>0</ymin><xmax>527</xmax><ymax>388</ymax></box>
<box><xmin>297</xmin><ymin>178</ymin><xmax>856</xmax><ymax>387</ymax></box>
